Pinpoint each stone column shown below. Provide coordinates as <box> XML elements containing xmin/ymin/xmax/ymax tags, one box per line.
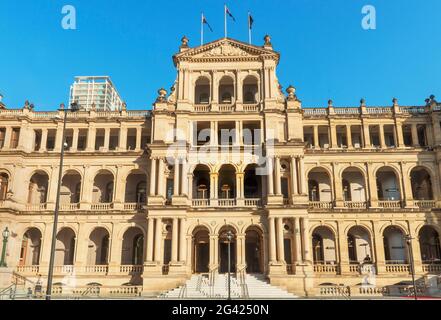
<box><xmin>337</xmin><ymin>222</ymin><xmax>350</xmax><ymax>274</ymax></box>
<box><xmin>346</xmin><ymin>125</ymin><xmax>352</xmax><ymax>148</ymax></box>
<box><xmin>119</xmin><ymin>126</ymin><xmax>127</xmax><ymax>151</ymax></box>
<box><xmin>54</xmin><ymin>123</ymin><xmax>64</xmax><ymax>152</ymax></box>
<box><xmin>179</xmin><ymin>218</ymin><xmax>187</xmax><ymax>263</ymax></box>
<box><xmin>276</xmin><ymin>217</ymin><xmax>285</xmax><ymax>263</ymax></box>
<box><xmin>408</xmin><ymin>222</ymin><xmax>423</xmax><ymax>274</ymax></box>
<box><xmin>173</xmin><ymin>160</ymin><xmax>180</xmax><ymax>196</ymax></box>
<box><xmin>157</xmin><ymin>158</ymin><xmax>165</xmax><ymax>198</ymax></box>
<box><xmin>294</xmin><ymin>218</ymin><xmax>303</xmax><ymax>263</ymax></box>
<box><xmin>274</xmin><ymin>157</ymin><xmax>282</xmax><ymax>195</ymax></box>
<box><xmin>379</xmin><ymin>125</ymin><xmax>386</xmax><ymax>149</ymax></box>
<box><xmin>103</xmin><ymin>128</ymin><xmax>110</xmax><ymax>151</ymax></box>
<box><xmin>267</xmin><ymin>157</ymin><xmax>274</xmax><ymax>196</ymax></box>
<box><xmin>366</xmin><ymin>163</ymin><xmax>379</xmax><ymax>207</ymax></box>
<box><xmin>209</xmin><ymin>234</ymin><xmax>218</xmax><ymax>271</ymax></box>
<box><xmin>395</xmin><ymin>122</ymin><xmax>404</xmax><ymax>148</ymax></box>
<box><xmin>301</xmin><ymin>218</ymin><xmax>312</xmax><ymax>263</ymax></box>
<box><xmin>171</xmin><ymin>218</ymin><xmax>179</xmax><ymax>263</ymax></box>
<box><xmin>71</xmin><ymin>128</ymin><xmax>79</xmax><ymax>151</ymax></box>
<box><xmin>136</xmin><ymin>128</ymin><xmax>142</xmax><ymax>151</ymax></box>
<box><xmin>411</xmin><ymin>124</ymin><xmax>420</xmax><ymax>147</ymax></box>
<box><xmin>181</xmin><ymin>160</ymin><xmax>189</xmax><ymax>197</ymax></box>
<box><xmin>298</xmin><ymin>156</ymin><xmax>307</xmax><ymax>195</ymax></box>
<box><xmin>313</xmin><ymin>125</ymin><xmax>319</xmax><ymax>148</ymax></box>
<box><xmin>3</xmin><ymin>127</ymin><xmax>11</xmax><ymax>150</ymax></box>
<box><xmin>236</xmin><ymin>172</ymin><xmax>244</xmax><ymax>199</ymax></box>
<box><xmin>154</xmin><ymin>218</ymin><xmax>162</xmax><ymax>263</ymax></box>
<box><xmin>210</xmin><ymin>173</ymin><xmax>218</xmax><ymax>200</ymax></box>
<box><xmin>268</xmin><ymin>217</ymin><xmax>277</xmax><ymax>263</ymax></box>
<box><xmin>149</xmin><ymin>158</ymin><xmax>156</xmax><ymax>196</ymax></box>
<box><xmin>146</xmin><ymin>218</ymin><xmax>154</xmax><ymax>262</ymax></box>
<box><xmin>401</xmin><ymin>162</ymin><xmax>415</xmax><ymax>208</ymax></box>
<box><xmin>372</xmin><ymin>222</ymin><xmax>386</xmax><ymax>274</ymax></box>
<box><xmin>187</xmin><ymin>174</ymin><xmax>193</xmax><ymax>200</ymax></box>
<box><xmin>290</xmin><ymin>156</ymin><xmax>298</xmax><ymax>196</ymax></box>
<box><xmin>362</xmin><ymin>123</ymin><xmax>371</xmax><ymax>148</ymax></box>
<box><xmin>86</xmin><ymin>126</ymin><xmax>96</xmax><ymax>152</ymax></box>
<box><xmin>330</xmin><ymin>125</ymin><xmax>338</xmax><ymax>148</ymax></box>
<box><xmin>333</xmin><ymin>163</ymin><xmax>344</xmax><ymax>207</ymax></box>
<box><xmin>40</xmin><ymin>129</ymin><xmax>48</xmax><ymax>152</ymax></box>
<box><xmin>210</xmin><ymin>121</ymin><xmax>217</xmax><ymax>146</ymax></box>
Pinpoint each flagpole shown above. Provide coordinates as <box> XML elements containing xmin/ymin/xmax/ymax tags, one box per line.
<box><xmin>201</xmin><ymin>13</ymin><xmax>204</xmax><ymax>46</ymax></box>
<box><xmin>248</xmin><ymin>12</ymin><xmax>251</xmax><ymax>44</ymax></box>
<box><xmin>224</xmin><ymin>4</ymin><xmax>227</xmax><ymax>38</ymax></box>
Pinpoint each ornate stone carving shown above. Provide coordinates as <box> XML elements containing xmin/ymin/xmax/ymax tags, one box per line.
<box><xmin>203</xmin><ymin>43</ymin><xmax>248</xmax><ymax>57</ymax></box>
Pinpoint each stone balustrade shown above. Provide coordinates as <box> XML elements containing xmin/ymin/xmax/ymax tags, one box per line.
<box><xmin>313</xmin><ymin>263</ymin><xmax>339</xmax><ymax>274</ymax></box>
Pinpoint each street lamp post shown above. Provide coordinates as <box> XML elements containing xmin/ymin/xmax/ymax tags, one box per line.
<box><xmin>405</xmin><ymin>234</ymin><xmax>418</xmax><ymax>301</ymax></box>
<box><xmin>226</xmin><ymin>230</ymin><xmax>233</xmax><ymax>300</ymax></box>
<box><xmin>0</xmin><ymin>227</ymin><xmax>10</xmax><ymax>267</ymax></box>
<box><xmin>45</xmin><ymin>103</ymin><xmax>79</xmax><ymax>300</ymax></box>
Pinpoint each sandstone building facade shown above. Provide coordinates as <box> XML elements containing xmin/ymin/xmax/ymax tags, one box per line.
<box><xmin>0</xmin><ymin>37</ymin><xmax>441</xmax><ymax>297</ymax></box>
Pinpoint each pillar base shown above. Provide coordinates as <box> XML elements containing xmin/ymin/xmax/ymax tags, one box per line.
<box><xmin>142</xmin><ymin>262</ymin><xmax>163</xmax><ymax>276</ymax></box>
<box><xmin>168</xmin><ymin>263</ymin><xmax>188</xmax><ymax>275</ymax></box>
<box><xmin>267</xmin><ymin>195</ymin><xmax>284</xmax><ymax>205</ymax></box>
<box><xmin>172</xmin><ymin>196</ymin><xmax>188</xmax><ymax>206</ymax></box>
<box><xmin>291</xmin><ymin>194</ymin><xmax>309</xmax><ymax>205</ymax></box>
<box><xmin>268</xmin><ymin>262</ymin><xmax>287</xmax><ymax>275</ymax></box>
<box><xmin>148</xmin><ymin>196</ymin><xmax>165</xmax><ymax>206</ymax></box>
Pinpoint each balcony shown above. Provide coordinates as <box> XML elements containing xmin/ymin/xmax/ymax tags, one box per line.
<box><xmin>378</xmin><ymin>200</ymin><xmax>402</xmax><ymax>209</ymax></box>
<box><xmin>385</xmin><ymin>261</ymin><xmax>410</xmax><ymax>274</ymax></box>
<box><xmin>25</xmin><ymin>203</ymin><xmax>47</xmax><ymax>211</ymax></box>
<box><xmin>16</xmin><ymin>265</ymin><xmax>40</xmax><ymax>275</ymax></box>
<box><xmin>191</xmin><ymin>198</ymin><xmax>262</xmax><ymax>208</ymax></box>
<box><xmin>349</xmin><ymin>263</ymin><xmax>376</xmax><ymax>274</ymax></box>
<box><xmin>313</xmin><ymin>262</ymin><xmax>339</xmax><ymax>274</ymax></box>
<box><xmin>343</xmin><ymin>201</ymin><xmax>367</xmax><ymax>209</ymax></box>
<box><xmin>218</xmin><ymin>104</ymin><xmax>235</xmax><ymax>112</ymax></box>
<box><xmin>82</xmin><ymin>265</ymin><xmax>109</xmax><ymax>275</ymax></box>
<box><xmin>91</xmin><ymin>203</ymin><xmax>114</xmax><ymax>210</ymax></box>
<box><xmin>422</xmin><ymin>264</ymin><xmax>441</xmax><ymax>274</ymax></box>
<box><xmin>60</xmin><ymin>203</ymin><xmax>80</xmax><ymax>211</ymax></box>
<box><xmin>194</xmin><ymin>104</ymin><xmax>211</xmax><ymax>112</ymax></box>
<box><xmin>123</xmin><ymin>203</ymin><xmax>144</xmax><ymax>211</ymax></box>
<box><xmin>119</xmin><ymin>265</ymin><xmax>144</xmax><ymax>274</ymax></box>
<box><xmin>243</xmin><ymin>103</ymin><xmax>260</xmax><ymax>112</ymax></box>
<box><xmin>309</xmin><ymin>201</ymin><xmax>333</xmax><ymax>209</ymax></box>
<box><xmin>413</xmin><ymin>200</ymin><xmax>436</xmax><ymax>209</ymax></box>
<box><xmin>218</xmin><ymin>199</ymin><xmax>237</xmax><ymax>207</ymax></box>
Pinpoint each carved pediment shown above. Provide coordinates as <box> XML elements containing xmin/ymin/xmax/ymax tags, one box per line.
<box><xmin>200</xmin><ymin>43</ymin><xmax>249</xmax><ymax>57</ymax></box>
<box><xmin>174</xmin><ymin>38</ymin><xmax>279</xmax><ymax>63</ymax></box>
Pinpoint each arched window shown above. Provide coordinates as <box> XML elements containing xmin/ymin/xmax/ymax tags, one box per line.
<box><xmin>244</xmin><ymin>91</ymin><xmax>255</xmax><ymax>104</ymax></box>
<box><xmin>342</xmin><ymin>179</ymin><xmax>351</xmax><ymax>201</ymax></box>
<box><xmin>0</xmin><ymin>173</ymin><xmax>8</xmax><ymax>200</ymax></box>
<box><xmin>308</xmin><ymin>180</ymin><xmax>319</xmax><ymax>201</ymax></box>
<box><xmin>199</xmin><ymin>93</ymin><xmax>209</xmax><ymax>104</ymax></box>
<box><xmin>105</xmin><ymin>182</ymin><xmax>114</xmax><ymax>203</ymax></box>
<box><xmin>136</xmin><ymin>181</ymin><xmax>147</xmax><ymax>203</ymax></box>
<box><xmin>221</xmin><ymin>92</ymin><xmax>232</xmax><ymax>104</ymax></box>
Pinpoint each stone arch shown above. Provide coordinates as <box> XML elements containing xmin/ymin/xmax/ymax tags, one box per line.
<box><xmin>121</xmin><ymin>226</ymin><xmax>145</xmax><ymax>265</ymax></box>
<box><xmin>340</xmin><ymin>166</ymin><xmax>368</xmax><ymax>202</ymax></box>
<box><xmin>375</xmin><ymin>166</ymin><xmax>402</xmax><ymax>201</ymax></box>
<box><xmin>308</xmin><ymin>167</ymin><xmax>333</xmax><ymax>202</ymax></box>
<box><xmin>55</xmin><ymin>227</ymin><xmax>76</xmax><ymax>266</ymax></box>
<box><xmin>87</xmin><ymin>227</ymin><xmax>110</xmax><ymax>265</ymax></box>
<box><xmin>311</xmin><ymin>225</ymin><xmax>337</xmax><ymax>264</ymax></box>
<box><xmin>382</xmin><ymin>225</ymin><xmax>408</xmax><ymax>263</ymax></box>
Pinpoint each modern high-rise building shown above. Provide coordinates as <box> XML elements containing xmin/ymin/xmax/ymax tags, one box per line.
<box><xmin>0</xmin><ymin>36</ymin><xmax>440</xmax><ymax>299</ymax></box>
<box><xmin>69</xmin><ymin>76</ymin><xmax>124</xmax><ymax>111</ymax></box>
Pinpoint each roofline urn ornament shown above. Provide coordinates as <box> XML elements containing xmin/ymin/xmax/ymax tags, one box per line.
<box><xmin>286</xmin><ymin>85</ymin><xmax>297</xmax><ymax>101</ymax></box>
<box><xmin>181</xmin><ymin>36</ymin><xmax>189</xmax><ymax>48</ymax></box>
<box><xmin>263</xmin><ymin>35</ymin><xmax>272</xmax><ymax>48</ymax></box>
<box><xmin>156</xmin><ymin>88</ymin><xmax>168</xmax><ymax>102</ymax></box>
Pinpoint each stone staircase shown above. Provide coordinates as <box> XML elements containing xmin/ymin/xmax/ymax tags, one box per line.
<box><xmin>161</xmin><ymin>273</ymin><xmax>298</xmax><ymax>299</ymax></box>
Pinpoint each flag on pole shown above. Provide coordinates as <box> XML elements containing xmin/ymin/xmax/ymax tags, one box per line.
<box><xmin>226</xmin><ymin>6</ymin><xmax>236</xmax><ymax>21</ymax></box>
<box><xmin>248</xmin><ymin>12</ymin><xmax>254</xmax><ymax>44</ymax></box>
<box><xmin>248</xmin><ymin>14</ymin><xmax>254</xmax><ymax>29</ymax></box>
<box><xmin>202</xmin><ymin>14</ymin><xmax>213</xmax><ymax>32</ymax></box>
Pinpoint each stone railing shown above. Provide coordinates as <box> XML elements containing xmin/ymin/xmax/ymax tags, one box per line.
<box><xmin>422</xmin><ymin>264</ymin><xmax>441</xmax><ymax>273</ymax></box>
<box><xmin>343</xmin><ymin>201</ymin><xmax>367</xmax><ymax>209</ymax></box>
<box><xmin>318</xmin><ymin>285</ymin><xmax>349</xmax><ymax>297</ymax></box>
<box><xmin>219</xmin><ymin>104</ymin><xmax>235</xmax><ymax>112</ymax></box>
<box><xmin>192</xmin><ymin>199</ymin><xmax>210</xmax><ymax>207</ymax></box>
<box><xmin>82</xmin><ymin>265</ymin><xmax>109</xmax><ymax>274</ymax></box>
<box><xmin>349</xmin><ymin>263</ymin><xmax>376</xmax><ymax>274</ymax></box>
<box><xmin>0</xmin><ymin>108</ymin><xmax>151</xmax><ymax>120</ymax></box>
<box><xmin>194</xmin><ymin>104</ymin><xmax>211</xmax><ymax>112</ymax></box>
<box><xmin>123</xmin><ymin>203</ymin><xmax>144</xmax><ymax>211</ymax></box>
<box><xmin>399</xmin><ymin>106</ymin><xmax>427</xmax><ymax>114</ymax></box>
<box><xmin>378</xmin><ymin>200</ymin><xmax>402</xmax><ymax>209</ymax></box>
<box><xmin>385</xmin><ymin>263</ymin><xmax>410</xmax><ymax>273</ymax></box>
<box><xmin>309</xmin><ymin>201</ymin><xmax>333</xmax><ymax>209</ymax></box>
<box><xmin>25</xmin><ymin>203</ymin><xmax>47</xmax><ymax>211</ymax></box>
<box><xmin>60</xmin><ymin>203</ymin><xmax>80</xmax><ymax>211</ymax></box>
<box><xmin>333</xmin><ymin>107</ymin><xmax>360</xmax><ymax>114</ymax></box>
<box><xmin>244</xmin><ymin>198</ymin><xmax>262</xmax><ymax>207</ymax></box>
<box><xmin>366</xmin><ymin>107</ymin><xmax>393</xmax><ymax>114</ymax></box>
<box><xmin>119</xmin><ymin>265</ymin><xmax>144</xmax><ymax>274</ymax></box>
<box><xmin>218</xmin><ymin>199</ymin><xmax>237</xmax><ymax>207</ymax></box>
<box><xmin>15</xmin><ymin>265</ymin><xmax>40</xmax><ymax>274</ymax></box>
<box><xmin>91</xmin><ymin>203</ymin><xmax>114</xmax><ymax>210</ymax></box>
<box><xmin>54</xmin><ymin>265</ymin><xmax>75</xmax><ymax>274</ymax></box>
<box><xmin>243</xmin><ymin>104</ymin><xmax>260</xmax><ymax>112</ymax></box>
<box><xmin>313</xmin><ymin>263</ymin><xmax>339</xmax><ymax>274</ymax></box>
<box><xmin>413</xmin><ymin>200</ymin><xmax>436</xmax><ymax>209</ymax></box>
<box><xmin>50</xmin><ymin>285</ymin><xmax>142</xmax><ymax>298</ymax></box>
<box><xmin>303</xmin><ymin>108</ymin><xmax>328</xmax><ymax>116</ymax></box>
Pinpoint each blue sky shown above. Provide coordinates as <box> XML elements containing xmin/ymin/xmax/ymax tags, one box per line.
<box><xmin>1</xmin><ymin>0</ymin><xmax>440</xmax><ymax>110</ymax></box>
